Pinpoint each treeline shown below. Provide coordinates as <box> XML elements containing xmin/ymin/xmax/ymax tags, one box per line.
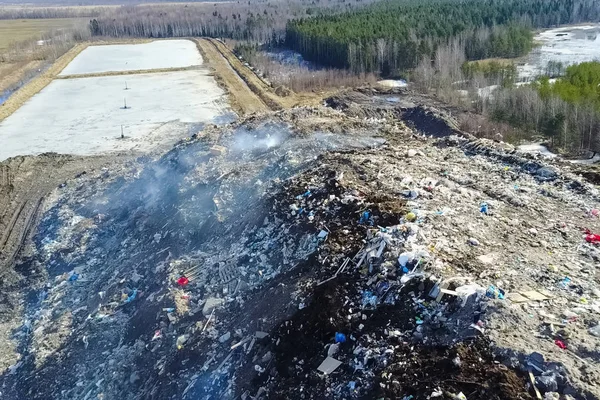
<box><xmin>87</xmin><ymin>0</ymin><xmax>378</xmax><ymax>43</ymax></box>
<box><xmin>539</xmin><ymin>62</ymin><xmax>600</xmax><ymax>110</ymax></box>
<box><xmin>486</xmin><ymin>62</ymin><xmax>600</xmax><ymax>153</ymax></box>
<box><xmin>0</xmin><ymin>7</ymin><xmax>102</xmax><ymax>20</ymax></box>
<box><xmin>461</xmin><ymin>61</ymin><xmax>517</xmax><ymax>86</ymax></box>
<box><xmin>0</xmin><ymin>0</ymin><xmax>219</xmax><ymax>5</ymax></box>
<box><xmin>286</xmin><ymin>0</ymin><xmax>600</xmax><ymax>75</ymax></box>
<box><xmin>408</xmin><ymin>34</ymin><xmax>599</xmax><ymax>154</ymax></box>
<box><xmin>234</xmin><ymin>42</ymin><xmax>378</xmax><ymax>91</ymax></box>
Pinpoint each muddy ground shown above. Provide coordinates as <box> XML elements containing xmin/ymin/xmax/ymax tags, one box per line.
<box><xmin>0</xmin><ymin>93</ymin><xmax>598</xmax><ymax>400</ymax></box>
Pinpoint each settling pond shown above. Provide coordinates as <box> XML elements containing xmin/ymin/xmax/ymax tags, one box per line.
<box><xmin>0</xmin><ymin>39</ymin><xmax>233</xmax><ymax>161</ymax></box>
<box><xmin>517</xmin><ymin>24</ymin><xmax>600</xmax><ymax>81</ymax></box>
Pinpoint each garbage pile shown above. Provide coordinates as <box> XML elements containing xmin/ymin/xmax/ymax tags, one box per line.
<box><xmin>0</xmin><ymin>104</ymin><xmax>599</xmax><ymax>400</ymax></box>
<box><xmin>231</xmin><ymin>103</ymin><xmax>600</xmax><ymax>399</ymax></box>
<box><xmin>235</xmin><ymin>159</ymin><xmax>535</xmax><ymax>400</ymax></box>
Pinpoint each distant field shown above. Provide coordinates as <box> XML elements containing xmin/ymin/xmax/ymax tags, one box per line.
<box><xmin>0</xmin><ymin>18</ymin><xmax>84</xmax><ymax>51</ymax></box>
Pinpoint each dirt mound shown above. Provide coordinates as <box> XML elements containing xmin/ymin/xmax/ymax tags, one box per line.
<box><xmin>402</xmin><ymin>105</ymin><xmax>461</xmax><ymax>138</ymax></box>
<box><xmin>274</xmin><ymin>85</ymin><xmax>293</xmax><ymax>97</ymax></box>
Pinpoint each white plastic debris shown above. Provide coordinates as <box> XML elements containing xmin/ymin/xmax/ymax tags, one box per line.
<box><xmin>317</xmin><ymin>356</ymin><xmax>342</xmax><ymax>374</ymax></box>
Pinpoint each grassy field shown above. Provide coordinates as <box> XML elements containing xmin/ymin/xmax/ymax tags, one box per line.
<box><xmin>0</xmin><ymin>18</ymin><xmax>84</xmax><ymax>52</ymax></box>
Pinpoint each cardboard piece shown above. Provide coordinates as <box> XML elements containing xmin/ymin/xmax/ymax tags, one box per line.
<box><xmin>521</xmin><ymin>290</ymin><xmax>549</xmax><ymax>301</ymax></box>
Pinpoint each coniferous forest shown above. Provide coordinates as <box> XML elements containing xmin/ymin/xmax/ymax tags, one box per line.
<box><xmin>286</xmin><ymin>0</ymin><xmax>600</xmax><ymax>75</ymax></box>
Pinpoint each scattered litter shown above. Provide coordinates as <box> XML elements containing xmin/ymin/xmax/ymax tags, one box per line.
<box><xmin>554</xmin><ymin>340</ymin><xmax>567</xmax><ymax>349</ymax></box>
<box><xmin>589</xmin><ymin>324</ymin><xmax>600</xmax><ymax>337</ymax></box>
<box><xmin>486</xmin><ymin>285</ymin><xmax>505</xmax><ymax>300</ymax></box>
<box><xmin>124</xmin><ymin>289</ymin><xmax>137</xmax><ymax>304</ymax></box>
<box><xmin>559</xmin><ymin>277</ymin><xmax>571</xmax><ymax>289</ymax></box>
<box><xmin>467</xmin><ymin>237</ymin><xmax>480</xmax><ymax>246</ymax></box>
<box><xmin>317</xmin><ymin>357</ymin><xmax>342</xmax><ymax>374</ymax></box>
<box><xmin>210</xmin><ymin>145</ymin><xmax>227</xmax><ymax>157</ymax></box>
<box><xmin>255</xmin><ymin>331</ymin><xmax>269</xmax><ymax>339</ymax></box>
<box><xmin>219</xmin><ymin>332</ymin><xmax>231</xmax><ymax>343</ymax></box>
<box><xmin>334</xmin><ymin>332</ymin><xmax>346</xmax><ymax>343</ymax></box>
<box><xmin>480</xmin><ymin>202</ymin><xmax>489</xmax><ymax>214</ymax></box>
<box><xmin>520</xmin><ymin>290</ymin><xmax>549</xmax><ymax>301</ymax></box>
<box><xmin>177</xmin><ymin>276</ymin><xmax>189</xmax><ymax>286</ymax></box>
<box><xmin>585</xmin><ymin>230</ymin><xmax>600</xmax><ymax>244</ymax></box>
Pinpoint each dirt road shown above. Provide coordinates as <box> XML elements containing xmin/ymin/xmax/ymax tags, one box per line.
<box><xmin>197</xmin><ymin>38</ymin><xmax>327</xmax><ymax>113</ymax></box>
<box><xmin>195</xmin><ymin>38</ymin><xmax>270</xmax><ymax>115</ymax></box>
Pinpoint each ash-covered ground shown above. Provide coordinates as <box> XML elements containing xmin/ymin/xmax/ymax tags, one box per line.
<box><xmin>0</xmin><ymin>94</ymin><xmax>599</xmax><ymax>400</ymax></box>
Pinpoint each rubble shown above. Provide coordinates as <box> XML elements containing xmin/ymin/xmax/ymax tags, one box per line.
<box><xmin>0</xmin><ymin>101</ymin><xmax>598</xmax><ymax>400</ymax></box>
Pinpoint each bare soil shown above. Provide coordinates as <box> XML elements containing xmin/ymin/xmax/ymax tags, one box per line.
<box><xmin>195</xmin><ymin>38</ymin><xmax>269</xmax><ymax>116</ymax></box>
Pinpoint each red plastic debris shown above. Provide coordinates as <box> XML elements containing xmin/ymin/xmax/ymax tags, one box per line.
<box><xmin>585</xmin><ymin>229</ymin><xmax>600</xmax><ymax>244</ymax></box>
<box><xmin>177</xmin><ymin>276</ymin><xmax>189</xmax><ymax>286</ymax></box>
<box><xmin>554</xmin><ymin>339</ymin><xmax>567</xmax><ymax>349</ymax></box>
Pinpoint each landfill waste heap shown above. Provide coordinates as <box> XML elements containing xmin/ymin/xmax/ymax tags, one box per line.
<box><xmin>0</xmin><ymin>92</ymin><xmax>599</xmax><ymax>400</ymax></box>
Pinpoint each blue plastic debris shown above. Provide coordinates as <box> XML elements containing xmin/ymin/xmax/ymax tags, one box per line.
<box><xmin>317</xmin><ymin>230</ymin><xmax>329</xmax><ymax>240</ymax></box>
<box><xmin>375</xmin><ymin>280</ymin><xmax>390</xmax><ymax>296</ymax></box>
<box><xmin>559</xmin><ymin>277</ymin><xmax>571</xmax><ymax>289</ymax></box>
<box><xmin>480</xmin><ymin>202</ymin><xmax>489</xmax><ymax>214</ymax></box>
<box><xmin>125</xmin><ymin>289</ymin><xmax>138</xmax><ymax>303</ymax></box>
<box><xmin>296</xmin><ymin>190</ymin><xmax>311</xmax><ymax>199</ymax></box>
<box><xmin>68</xmin><ymin>273</ymin><xmax>79</xmax><ymax>282</ymax></box>
<box><xmin>335</xmin><ymin>332</ymin><xmax>347</xmax><ymax>343</ymax></box>
<box><xmin>362</xmin><ymin>290</ymin><xmax>378</xmax><ymax>308</ymax></box>
<box><xmin>486</xmin><ymin>285</ymin><xmax>505</xmax><ymax>300</ymax></box>
<box><xmin>359</xmin><ymin>211</ymin><xmax>373</xmax><ymax>225</ymax></box>
<box><xmin>348</xmin><ymin>381</ymin><xmax>356</xmax><ymax>390</ymax></box>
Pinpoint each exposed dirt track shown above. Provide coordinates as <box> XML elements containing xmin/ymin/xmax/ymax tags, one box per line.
<box><xmin>195</xmin><ymin>38</ymin><xmax>269</xmax><ymax>115</ymax></box>
<box><xmin>0</xmin><ymin>61</ymin><xmax>44</xmax><ymax>95</ymax></box>
<box><xmin>0</xmin><ymin>153</ymin><xmax>132</xmax><ymax>371</ymax></box>
<box><xmin>56</xmin><ymin>65</ymin><xmax>202</xmax><ymax>80</ymax></box>
<box><xmin>204</xmin><ymin>38</ymin><xmax>332</xmax><ymax>111</ymax></box>
<box><xmin>0</xmin><ymin>43</ymin><xmax>87</xmax><ymax>122</ymax></box>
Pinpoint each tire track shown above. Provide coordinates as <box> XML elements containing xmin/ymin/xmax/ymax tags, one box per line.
<box><xmin>204</xmin><ymin>38</ymin><xmax>284</xmax><ymax>111</ymax></box>
<box><xmin>194</xmin><ymin>38</ymin><xmax>269</xmax><ymax>115</ymax></box>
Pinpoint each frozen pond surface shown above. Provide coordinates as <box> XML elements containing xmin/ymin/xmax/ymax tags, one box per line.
<box><xmin>517</xmin><ymin>143</ymin><xmax>557</xmax><ymax>158</ymax></box>
<box><xmin>0</xmin><ymin>70</ymin><xmax>231</xmax><ymax>160</ymax></box>
<box><xmin>517</xmin><ymin>24</ymin><xmax>600</xmax><ymax>81</ymax></box>
<box><xmin>59</xmin><ymin>40</ymin><xmax>203</xmax><ymax>75</ymax></box>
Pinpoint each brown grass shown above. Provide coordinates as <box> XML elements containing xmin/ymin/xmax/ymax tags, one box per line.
<box><xmin>206</xmin><ymin>39</ymin><xmax>332</xmax><ymax>110</ymax></box>
<box><xmin>0</xmin><ymin>42</ymin><xmax>87</xmax><ymax>122</ymax></box>
<box><xmin>194</xmin><ymin>38</ymin><xmax>269</xmax><ymax>116</ymax></box>
<box><xmin>466</xmin><ymin>57</ymin><xmax>517</xmax><ymax>66</ymax></box>
<box><xmin>0</xmin><ymin>60</ymin><xmax>44</xmax><ymax>93</ymax></box>
<box><xmin>205</xmin><ymin>38</ymin><xmax>285</xmax><ymax>111</ymax></box>
<box><xmin>57</xmin><ymin>65</ymin><xmax>200</xmax><ymax>80</ymax></box>
<box><xmin>0</xmin><ymin>18</ymin><xmax>85</xmax><ymax>52</ymax></box>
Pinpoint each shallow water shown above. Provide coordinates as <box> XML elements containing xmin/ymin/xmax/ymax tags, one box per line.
<box><xmin>517</xmin><ymin>24</ymin><xmax>600</xmax><ymax>81</ymax></box>
<box><xmin>0</xmin><ymin>90</ymin><xmax>9</xmax><ymax>106</ymax></box>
